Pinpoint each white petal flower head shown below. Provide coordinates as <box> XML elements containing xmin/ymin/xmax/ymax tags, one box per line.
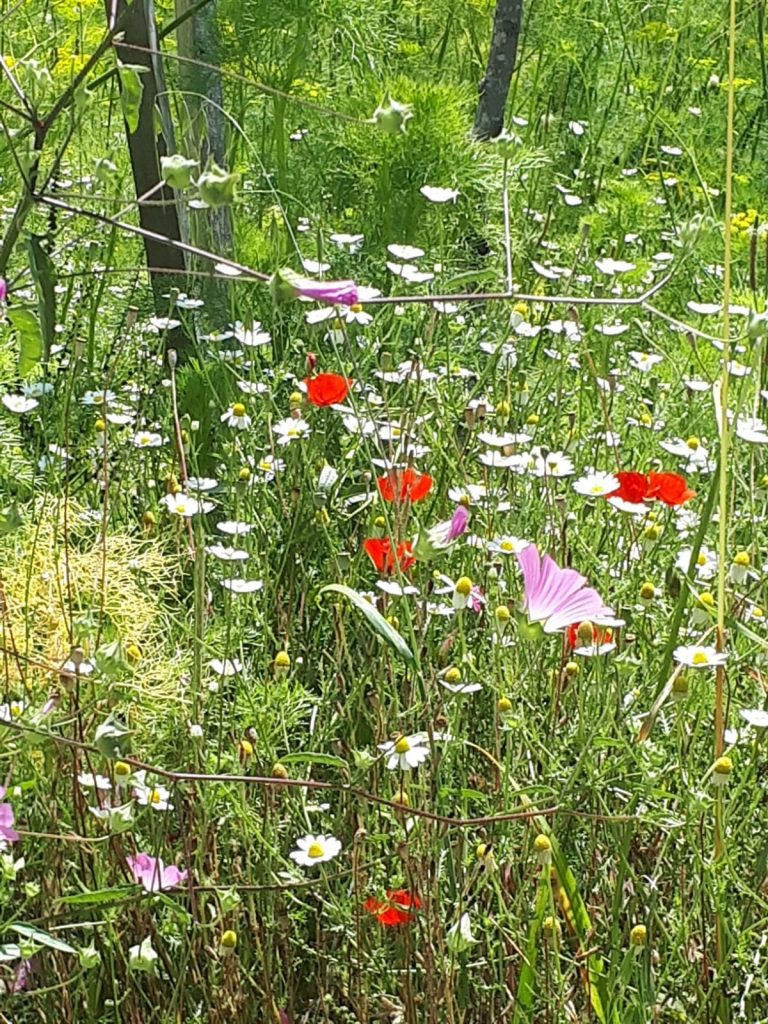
<box><xmin>447</xmin><ymin>912</ymin><xmax>477</xmax><ymax>953</ymax></box>
<box><xmin>573</xmin><ymin>471</ymin><xmax>620</xmax><ymax>497</ymax></box>
<box><xmin>132</xmin><ymin>772</ymin><xmax>173</xmax><ymax>811</ymax></box>
<box><xmin>595</xmin><ymin>257</ymin><xmax>636</xmax><ymax>275</ymax></box>
<box><xmin>161</xmin><ymin>493</ymin><xmax>200</xmax><ymax>517</ymax></box>
<box><xmin>273</xmin><ymin>417</ymin><xmax>311</xmax><ymax>445</ymax></box>
<box><xmin>740</xmin><ymin>708</ymin><xmax>768</xmax><ymax>729</ymax></box>
<box><xmin>290</xmin><ymin>834</ymin><xmax>342</xmax><ymax>867</ymax></box>
<box><xmin>420</xmin><ymin>185</ymin><xmax>459</xmax><ymax>203</ymax></box>
<box><xmin>628</xmin><ymin>351</ymin><xmax>664</xmax><ymax>372</ymax></box>
<box><xmin>133</xmin><ymin>431</ymin><xmax>164</xmax><ymax>448</ymax></box>
<box><xmin>2</xmin><ymin>394</ymin><xmax>38</xmax><ymax>414</ymax></box>
<box><xmin>673</xmin><ymin>644</ymin><xmax>727</xmax><ymax>669</ymax></box>
<box><xmin>221</xmin><ymin>403</ymin><xmax>252</xmax><ymax>429</ymax></box>
<box><xmin>378</xmin><ymin>733</ymin><xmax>430</xmax><ymax>771</ymax></box>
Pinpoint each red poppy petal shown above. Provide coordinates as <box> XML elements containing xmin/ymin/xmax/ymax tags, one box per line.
<box><xmin>647</xmin><ymin>472</ymin><xmax>696</xmax><ymax>506</ymax></box>
<box><xmin>608</xmin><ymin>471</ymin><xmax>650</xmax><ymax>504</ymax></box>
<box><xmin>408</xmin><ymin>473</ymin><xmax>433</xmax><ymax>502</ymax></box>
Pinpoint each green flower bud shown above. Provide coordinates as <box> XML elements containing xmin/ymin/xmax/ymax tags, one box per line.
<box><xmin>161</xmin><ymin>153</ymin><xmax>198</xmax><ymax>190</ymax></box>
<box><xmin>196</xmin><ymin>159</ymin><xmax>239</xmax><ymax>207</ymax></box>
<box><xmin>373</xmin><ymin>94</ymin><xmax>413</xmax><ymax>135</ymax></box>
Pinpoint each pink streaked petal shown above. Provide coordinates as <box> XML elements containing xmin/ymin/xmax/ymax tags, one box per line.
<box><xmin>530</xmin><ymin>558</ymin><xmax>587</xmax><ymax>621</ymax></box>
<box><xmin>516</xmin><ymin>543</ymin><xmax>542</xmax><ymax>606</ymax></box>
<box><xmin>544</xmin><ymin>591</ymin><xmax>614</xmax><ymax>633</ymax></box>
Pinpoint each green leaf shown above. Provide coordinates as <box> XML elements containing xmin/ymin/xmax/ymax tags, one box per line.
<box><xmin>279</xmin><ymin>751</ymin><xmax>349</xmax><ymax>771</ymax></box>
<box><xmin>27</xmin><ymin>234</ymin><xmax>57</xmax><ymax>362</ymax></box>
<box><xmin>117</xmin><ymin>62</ymin><xmax>148</xmax><ymax>134</ymax></box>
<box><xmin>8</xmin><ymin>924</ymin><xmax>76</xmax><ymax>954</ymax></box>
<box><xmin>8</xmin><ymin>307</ymin><xmax>42</xmax><ymax>377</ymax></box>
<box><xmin>57</xmin><ymin>887</ymin><xmax>133</xmax><ymax>907</ymax></box>
<box><xmin>318</xmin><ymin>584</ymin><xmax>416</xmax><ymax>667</ymax></box>
<box><xmin>512</xmin><ymin>876</ymin><xmax>550</xmax><ymax>1022</ymax></box>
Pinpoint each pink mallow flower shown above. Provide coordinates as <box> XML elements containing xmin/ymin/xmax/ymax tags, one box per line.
<box><xmin>0</xmin><ymin>786</ymin><xmax>19</xmax><ymax>844</ymax></box>
<box><xmin>516</xmin><ymin>543</ymin><xmax>614</xmax><ymax>634</ymax></box>
<box><xmin>126</xmin><ymin>852</ymin><xmax>188</xmax><ymax>892</ymax></box>
<box><xmin>270</xmin><ymin>267</ymin><xmax>359</xmax><ymax>307</ymax></box>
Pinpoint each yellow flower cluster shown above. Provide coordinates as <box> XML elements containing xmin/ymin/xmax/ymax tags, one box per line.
<box><xmin>731</xmin><ymin>208</ymin><xmax>761</xmax><ymax>237</ymax></box>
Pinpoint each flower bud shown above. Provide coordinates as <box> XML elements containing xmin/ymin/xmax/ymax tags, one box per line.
<box><xmin>630</xmin><ymin>924</ymin><xmax>647</xmax><ymax>947</ymax></box>
<box><xmin>220</xmin><ymin>929</ymin><xmax>238</xmax><ymax>956</ymax></box>
<box><xmin>534</xmin><ymin>833</ymin><xmax>552</xmax><ymax>864</ymax></box>
<box><xmin>274</xmin><ymin>650</ymin><xmax>290</xmax><ymax>676</ymax></box>
<box><xmin>712</xmin><ymin>755</ymin><xmax>733</xmax><ymax>786</ymax></box>
<box><xmin>197</xmin><ymin>160</ymin><xmax>239</xmax><ymax>207</ymax></box>
<box><xmin>497</xmin><ymin>696</ymin><xmax>513</xmax><ymax>714</ymax></box>
<box><xmin>373</xmin><ymin>94</ymin><xmax>413</xmax><ymax>135</ymax></box>
<box><xmin>576</xmin><ymin>620</ymin><xmax>595</xmax><ymax>647</ymax></box>
<box><xmin>272</xmin><ymin>762</ymin><xmax>289</xmax><ymax>779</ymax></box>
<box><xmin>161</xmin><ymin>153</ymin><xmax>198</xmax><ymax>189</ymax></box>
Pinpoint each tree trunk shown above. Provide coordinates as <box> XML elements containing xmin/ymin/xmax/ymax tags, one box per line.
<box><xmin>473</xmin><ymin>0</ymin><xmax>524</xmax><ymax>141</ymax></box>
<box><xmin>107</xmin><ymin>0</ymin><xmax>188</xmax><ymax>315</ymax></box>
<box><xmin>175</xmin><ymin>0</ymin><xmax>233</xmax><ymax>324</ymax></box>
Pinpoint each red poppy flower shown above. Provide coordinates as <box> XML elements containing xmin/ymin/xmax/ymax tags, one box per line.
<box><xmin>567</xmin><ymin>622</ymin><xmax>613</xmax><ymax>648</ymax></box>
<box><xmin>363</xmin><ymin>538</ymin><xmax>415</xmax><ymax>574</ymax></box>
<box><xmin>606</xmin><ymin>471</ymin><xmax>650</xmax><ymax>504</ymax></box>
<box><xmin>646</xmin><ymin>472</ymin><xmax>696</xmax><ymax>506</ymax></box>
<box><xmin>377</xmin><ymin>468</ymin><xmax>433</xmax><ymax>503</ymax></box>
<box><xmin>364</xmin><ymin>889</ymin><xmax>421</xmax><ymax>926</ymax></box>
<box><xmin>304</xmin><ymin>373</ymin><xmax>352</xmax><ymax>407</ymax></box>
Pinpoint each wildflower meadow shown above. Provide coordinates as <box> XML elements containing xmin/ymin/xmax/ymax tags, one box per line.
<box><xmin>1</xmin><ymin>0</ymin><xmax>768</xmax><ymax>1020</ymax></box>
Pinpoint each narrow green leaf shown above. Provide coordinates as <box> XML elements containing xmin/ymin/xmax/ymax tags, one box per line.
<box><xmin>8</xmin><ymin>923</ymin><xmax>77</xmax><ymax>954</ymax></box>
<box><xmin>27</xmin><ymin>234</ymin><xmax>57</xmax><ymax>362</ymax></box>
<box><xmin>8</xmin><ymin>307</ymin><xmax>42</xmax><ymax>377</ymax></box>
<box><xmin>318</xmin><ymin>584</ymin><xmax>416</xmax><ymax>667</ymax></box>
<box><xmin>278</xmin><ymin>751</ymin><xmax>348</xmax><ymax>771</ymax></box>
<box><xmin>57</xmin><ymin>887</ymin><xmax>133</xmax><ymax>907</ymax></box>
<box><xmin>512</xmin><ymin>877</ymin><xmax>550</xmax><ymax>1022</ymax></box>
<box><xmin>117</xmin><ymin>62</ymin><xmax>148</xmax><ymax>134</ymax></box>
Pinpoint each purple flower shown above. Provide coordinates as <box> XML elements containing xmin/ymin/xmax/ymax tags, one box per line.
<box><xmin>445</xmin><ymin>504</ymin><xmax>470</xmax><ymax>543</ymax></box>
<box><xmin>126</xmin><ymin>852</ymin><xmax>188</xmax><ymax>892</ymax></box>
<box><xmin>11</xmin><ymin>957</ymin><xmax>34</xmax><ymax>992</ymax></box>
<box><xmin>270</xmin><ymin>267</ymin><xmax>359</xmax><ymax>307</ymax></box>
<box><xmin>0</xmin><ymin>786</ymin><xmax>19</xmax><ymax>844</ymax></box>
<box><xmin>516</xmin><ymin>543</ymin><xmax>614</xmax><ymax>634</ymax></box>
<box><xmin>0</xmin><ymin>280</ymin><xmax>6</xmax><ymax>303</ymax></box>
<box><xmin>413</xmin><ymin>505</ymin><xmax>470</xmax><ymax>562</ymax></box>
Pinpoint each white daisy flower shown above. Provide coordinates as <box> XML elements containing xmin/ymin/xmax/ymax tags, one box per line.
<box><xmin>420</xmin><ymin>185</ymin><xmax>459</xmax><ymax>203</ymax></box>
<box><xmin>273</xmin><ymin>417</ymin><xmax>311</xmax><ymax>445</ymax></box>
<box><xmin>673</xmin><ymin>644</ymin><xmax>727</xmax><ymax>669</ymax></box>
<box><xmin>220</xmin><ymin>578</ymin><xmax>263</xmax><ymax>594</ymax></box>
<box><xmin>378</xmin><ymin>733</ymin><xmax>430</xmax><ymax>771</ymax></box>
<box><xmin>289</xmin><ymin>834</ymin><xmax>341</xmax><ymax>867</ymax></box>
<box><xmin>628</xmin><ymin>351</ymin><xmax>664</xmax><ymax>372</ymax></box>
<box><xmin>132</xmin><ymin>771</ymin><xmax>173</xmax><ymax>811</ymax></box>
<box><xmin>221</xmin><ymin>403</ymin><xmax>252</xmax><ymax>430</ymax></box>
<box><xmin>573</xmin><ymin>471</ymin><xmax>620</xmax><ymax>497</ymax></box>
<box><xmin>2</xmin><ymin>394</ymin><xmax>38</xmax><ymax>414</ymax></box>
<box><xmin>161</xmin><ymin>493</ymin><xmax>200</xmax><ymax>517</ymax></box>
<box><xmin>209</xmin><ymin>658</ymin><xmax>242</xmax><ymax>676</ymax></box>
<box><xmin>206</xmin><ymin>544</ymin><xmax>249</xmax><ymax>561</ymax></box>
<box><xmin>133</xmin><ymin>431</ymin><xmax>164</xmax><ymax>448</ymax></box>
<box><xmin>488</xmin><ymin>535</ymin><xmax>528</xmax><ymax>556</ymax></box>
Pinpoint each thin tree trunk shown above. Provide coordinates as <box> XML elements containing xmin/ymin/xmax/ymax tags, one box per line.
<box><xmin>107</xmin><ymin>0</ymin><xmax>188</xmax><ymax>318</ymax></box>
<box><xmin>175</xmin><ymin>0</ymin><xmax>232</xmax><ymax>323</ymax></box>
<box><xmin>473</xmin><ymin>0</ymin><xmax>524</xmax><ymax>141</ymax></box>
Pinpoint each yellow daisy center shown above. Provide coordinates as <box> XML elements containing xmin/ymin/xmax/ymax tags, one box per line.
<box><xmin>500</xmin><ymin>540</ymin><xmax>514</xmax><ymax>552</ymax></box>
<box><xmin>394</xmin><ymin>736</ymin><xmax>410</xmax><ymax>754</ymax></box>
<box><xmin>307</xmin><ymin>842</ymin><xmax>324</xmax><ymax>859</ymax></box>
<box><xmin>232</xmin><ymin>403</ymin><xmax>246</xmax><ymax>418</ymax></box>
<box><xmin>149</xmin><ymin>789</ymin><xmax>163</xmax><ymax>804</ymax></box>
<box><xmin>692</xmin><ymin>651</ymin><xmax>709</xmax><ymax>665</ymax></box>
